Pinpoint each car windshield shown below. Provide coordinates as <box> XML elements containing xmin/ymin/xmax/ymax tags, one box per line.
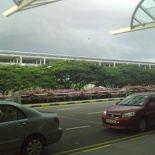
<box><xmin>118</xmin><ymin>95</ymin><xmax>149</xmax><ymax>106</ymax></box>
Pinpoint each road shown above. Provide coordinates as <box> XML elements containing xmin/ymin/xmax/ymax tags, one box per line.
<box><xmin>35</xmin><ymin>101</ymin><xmax>155</xmax><ymax>155</ymax></box>
<box><xmin>69</xmin><ymin>132</ymin><xmax>155</xmax><ymax>155</ymax></box>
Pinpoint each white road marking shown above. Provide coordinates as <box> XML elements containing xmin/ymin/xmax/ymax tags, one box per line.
<box><xmin>88</xmin><ymin>111</ymin><xmax>103</xmax><ymax>115</ymax></box>
<box><xmin>58</xmin><ymin>107</ymin><xmax>81</xmax><ymax>111</ymax></box>
<box><xmin>66</xmin><ymin>125</ymin><xmax>91</xmax><ymax>131</ymax></box>
<box><xmin>59</xmin><ymin>116</ymin><xmax>102</xmax><ymax>125</ymax></box>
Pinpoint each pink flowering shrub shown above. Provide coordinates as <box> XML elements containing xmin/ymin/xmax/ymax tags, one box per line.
<box><xmin>21</xmin><ymin>87</ymin><xmax>124</xmax><ymax>104</ymax></box>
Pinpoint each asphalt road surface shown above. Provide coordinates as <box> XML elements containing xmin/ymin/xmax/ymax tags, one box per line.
<box><xmin>35</xmin><ymin>101</ymin><xmax>155</xmax><ymax>155</ymax></box>
<box><xmin>69</xmin><ymin>132</ymin><xmax>155</xmax><ymax>155</ymax></box>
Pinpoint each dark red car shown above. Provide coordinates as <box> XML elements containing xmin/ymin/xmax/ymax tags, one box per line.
<box><xmin>102</xmin><ymin>92</ymin><xmax>155</xmax><ymax>132</ymax></box>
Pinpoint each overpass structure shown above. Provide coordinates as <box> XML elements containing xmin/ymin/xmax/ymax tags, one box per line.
<box><xmin>0</xmin><ymin>50</ymin><xmax>155</xmax><ymax>68</ymax></box>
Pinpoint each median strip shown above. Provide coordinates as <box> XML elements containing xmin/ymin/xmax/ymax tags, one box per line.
<box><xmin>26</xmin><ymin>98</ymin><xmax>122</xmax><ymax>108</ymax></box>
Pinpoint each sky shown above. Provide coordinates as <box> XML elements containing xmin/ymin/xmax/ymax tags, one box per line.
<box><xmin>1</xmin><ymin>0</ymin><xmax>155</xmax><ymax>62</ymax></box>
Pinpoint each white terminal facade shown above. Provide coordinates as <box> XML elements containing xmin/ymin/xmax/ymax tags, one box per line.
<box><xmin>0</xmin><ymin>50</ymin><xmax>155</xmax><ymax>69</ymax></box>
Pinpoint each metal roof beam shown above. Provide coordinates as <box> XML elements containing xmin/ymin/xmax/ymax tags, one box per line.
<box><xmin>12</xmin><ymin>0</ymin><xmax>21</xmax><ymax>6</ymax></box>
<box><xmin>109</xmin><ymin>22</ymin><xmax>155</xmax><ymax>35</ymax></box>
<box><xmin>2</xmin><ymin>0</ymin><xmax>61</xmax><ymax>17</ymax></box>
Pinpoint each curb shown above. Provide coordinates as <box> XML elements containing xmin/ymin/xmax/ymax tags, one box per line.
<box><xmin>25</xmin><ymin>97</ymin><xmax>122</xmax><ymax>108</ymax></box>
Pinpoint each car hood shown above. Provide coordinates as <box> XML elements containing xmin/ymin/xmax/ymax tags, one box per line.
<box><xmin>107</xmin><ymin>105</ymin><xmax>142</xmax><ymax>113</ymax></box>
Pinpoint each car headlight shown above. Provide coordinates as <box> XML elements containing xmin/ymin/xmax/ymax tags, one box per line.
<box><xmin>103</xmin><ymin>111</ymin><xmax>107</xmax><ymax>115</ymax></box>
<box><xmin>122</xmin><ymin>112</ymin><xmax>135</xmax><ymax>118</ymax></box>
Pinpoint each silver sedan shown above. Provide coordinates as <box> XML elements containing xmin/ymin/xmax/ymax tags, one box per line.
<box><xmin>0</xmin><ymin>100</ymin><xmax>62</xmax><ymax>155</ymax></box>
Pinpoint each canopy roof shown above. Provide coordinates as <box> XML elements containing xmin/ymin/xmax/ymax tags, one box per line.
<box><xmin>110</xmin><ymin>0</ymin><xmax>155</xmax><ymax>34</ymax></box>
<box><xmin>2</xmin><ymin>0</ymin><xmax>61</xmax><ymax>17</ymax></box>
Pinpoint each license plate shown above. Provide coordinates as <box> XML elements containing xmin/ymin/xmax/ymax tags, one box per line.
<box><xmin>106</xmin><ymin>119</ymin><xmax>116</xmax><ymax>124</ymax></box>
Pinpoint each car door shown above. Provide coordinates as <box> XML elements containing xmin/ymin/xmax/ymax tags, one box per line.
<box><xmin>0</xmin><ymin>105</ymin><xmax>28</xmax><ymax>154</ymax></box>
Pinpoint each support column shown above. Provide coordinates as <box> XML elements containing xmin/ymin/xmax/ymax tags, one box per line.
<box><xmin>20</xmin><ymin>56</ymin><xmax>22</xmax><ymax>64</ymax></box>
<box><xmin>114</xmin><ymin>62</ymin><xmax>116</xmax><ymax>67</ymax></box>
<box><xmin>40</xmin><ymin>59</ymin><xmax>42</xmax><ymax>64</ymax></box>
<box><xmin>43</xmin><ymin>57</ymin><xmax>46</xmax><ymax>64</ymax></box>
<box><xmin>16</xmin><ymin>57</ymin><xmax>19</xmax><ymax>63</ymax></box>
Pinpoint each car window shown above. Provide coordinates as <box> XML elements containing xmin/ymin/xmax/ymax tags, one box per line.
<box><xmin>118</xmin><ymin>95</ymin><xmax>149</xmax><ymax>106</ymax></box>
<box><xmin>0</xmin><ymin>105</ymin><xmax>26</xmax><ymax>123</ymax></box>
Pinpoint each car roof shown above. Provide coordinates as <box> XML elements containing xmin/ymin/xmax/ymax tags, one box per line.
<box><xmin>0</xmin><ymin>100</ymin><xmax>24</xmax><ymax>107</ymax></box>
<box><xmin>130</xmin><ymin>92</ymin><xmax>155</xmax><ymax>96</ymax></box>
<box><xmin>0</xmin><ymin>100</ymin><xmax>34</xmax><ymax>112</ymax></box>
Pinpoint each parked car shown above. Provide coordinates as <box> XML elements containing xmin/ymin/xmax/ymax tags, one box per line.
<box><xmin>102</xmin><ymin>92</ymin><xmax>155</xmax><ymax>132</ymax></box>
<box><xmin>0</xmin><ymin>100</ymin><xmax>62</xmax><ymax>155</ymax></box>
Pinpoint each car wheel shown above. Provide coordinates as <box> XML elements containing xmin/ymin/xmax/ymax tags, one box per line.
<box><xmin>21</xmin><ymin>136</ymin><xmax>45</xmax><ymax>155</ymax></box>
<box><xmin>137</xmin><ymin>118</ymin><xmax>147</xmax><ymax>132</ymax></box>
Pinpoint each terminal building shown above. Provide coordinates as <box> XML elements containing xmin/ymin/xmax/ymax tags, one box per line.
<box><xmin>0</xmin><ymin>50</ymin><xmax>155</xmax><ymax>69</ymax></box>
